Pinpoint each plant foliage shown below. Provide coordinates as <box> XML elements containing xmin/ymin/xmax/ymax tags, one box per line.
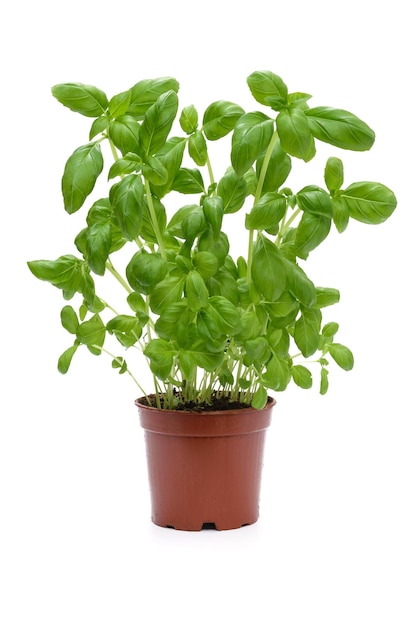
<box><xmin>28</xmin><ymin>71</ymin><xmax>397</xmax><ymax>409</ymax></box>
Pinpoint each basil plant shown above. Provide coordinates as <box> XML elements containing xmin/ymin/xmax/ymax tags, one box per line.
<box><xmin>28</xmin><ymin>71</ymin><xmax>397</xmax><ymax>409</ymax></box>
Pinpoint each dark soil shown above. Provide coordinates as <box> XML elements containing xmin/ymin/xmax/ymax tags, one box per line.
<box><xmin>138</xmin><ymin>392</ymin><xmax>252</xmax><ymax>412</ymax></box>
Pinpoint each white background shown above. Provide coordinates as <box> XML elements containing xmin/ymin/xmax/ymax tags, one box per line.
<box><xmin>1</xmin><ymin>1</ymin><xmax>416</xmax><ymax>624</ymax></box>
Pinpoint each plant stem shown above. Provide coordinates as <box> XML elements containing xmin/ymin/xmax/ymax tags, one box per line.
<box><xmin>144</xmin><ymin>178</ymin><xmax>166</xmax><ymax>260</ymax></box>
<box><xmin>94</xmin><ymin>346</ymin><xmax>148</xmax><ymax>396</ymax></box>
<box><xmin>276</xmin><ymin>207</ymin><xmax>301</xmax><ymax>245</ymax></box>
<box><xmin>206</xmin><ymin>152</ymin><xmax>215</xmax><ymax>187</ymax></box>
<box><xmin>254</xmin><ymin>130</ymin><xmax>278</xmax><ymax>205</ymax></box>
<box><xmin>105</xmin><ymin>260</ymin><xmax>133</xmax><ymax>293</ymax></box>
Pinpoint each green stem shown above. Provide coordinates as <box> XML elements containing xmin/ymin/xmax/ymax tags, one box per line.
<box><xmin>206</xmin><ymin>152</ymin><xmax>215</xmax><ymax>187</ymax></box>
<box><xmin>105</xmin><ymin>260</ymin><xmax>133</xmax><ymax>293</ymax></box>
<box><xmin>143</xmin><ymin>178</ymin><xmax>166</xmax><ymax>260</ymax></box>
<box><xmin>246</xmin><ymin>131</ymin><xmax>278</xmax><ymax>281</ymax></box>
<box><xmin>276</xmin><ymin>207</ymin><xmax>301</xmax><ymax>245</ymax></box>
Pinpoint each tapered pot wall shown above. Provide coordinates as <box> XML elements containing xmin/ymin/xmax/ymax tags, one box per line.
<box><xmin>136</xmin><ymin>398</ymin><xmax>275</xmax><ymax>531</ymax></box>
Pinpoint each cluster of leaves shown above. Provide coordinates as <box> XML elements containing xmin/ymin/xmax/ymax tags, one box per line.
<box><xmin>28</xmin><ymin>71</ymin><xmax>397</xmax><ymax>409</ymax></box>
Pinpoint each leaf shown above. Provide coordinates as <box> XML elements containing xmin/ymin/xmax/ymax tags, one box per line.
<box><xmin>294</xmin><ymin>309</ymin><xmax>321</xmax><ymax>357</ymax></box>
<box><xmin>149</xmin><ymin>137</ymin><xmax>187</xmax><ymax>197</ymax></box>
<box><xmin>62</xmin><ymin>143</ymin><xmax>104</xmax><ymax>214</ymax></box>
<box><xmin>231</xmin><ymin>112</ymin><xmax>274</xmax><ymax>176</ymax></box>
<box><xmin>192</xmin><ymin>251</ymin><xmax>218</xmax><ymax>279</ymax></box>
<box><xmin>252</xmin><ymin>236</ymin><xmax>286</xmax><ymax>301</ymax></box>
<box><xmin>202</xmin><ymin>196</ymin><xmax>224</xmax><ymax>237</ymax></box>
<box><xmin>306</xmin><ymin>107</ymin><xmax>375</xmax><ymax>151</ymax></box>
<box><xmin>76</xmin><ymin>314</ymin><xmax>106</xmax><ymax>355</ymax></box>
<box><xmin>283</xmin><ymin>259</ymin><xmax>317</xmax><ymax>308</ymax></box>
<box><xmin>295</xmin><ymin>212</ymin><xmax>332</xmax><ymax>260</ymax></box>
<box><xmin>276</xmin><ymin>109</ymin><xmax>315</xmax><ymax>162</ymax></box>
<box><xmin>144</xmin><ymin>338</ymin><xmax>175</xmax><ymax>380</ymax></box>
<box><xmin>27</xmin><ymin>255</ymin><xmax>83</xmax><ymax>292</ymax></box>
<box><xmin>108</xmin><ymin>90</ymin><xmax>131</xmax><ymax>117</ymax></box>
<box><xmin>52</xmin><ymin>82</ymin><xmax>108</xmax><ymax>117</ymax></box>
<box><xmin>142</xmin><ymin>156</ymin><xmax>168</xmax><ymax>186</ymax></box>
<box><xmin>256</xmin><ymin>138</ymin><xmax>292</xmax><ymax>192</ymax></box>
<box><xmin>320</xmin><ymin>367</ymin><xmax>329</xmax><ymax>395</ymax></box>
<box><xmin>109</xmin><ymin>174</ymin><xmax>144</xmax><ymax>240</ymax></box>
<box><xmin>252</xmin><ymin>385</ymin><xmax>268</xmax><ymax>409</ymax></box>
<box><xmin>171</xmin><ymin>168</ymin><xmax>205</xmax><ymax>194</ymax></box>
<box><xmin>126</xmin><ymin>77</ymin><xmax>179</xmax><ymax>119</ymax></box>
<box><xmin>180</xmin><ymin>105</ymin><xmax>198</xmax><ymax>134</ymax></box>
<box><xmin>263</xmin><ymin>354</ymin><xmax>291</xmax><ymax>391</ymax></box>
<box><xmin>296</xmin><ymin>185</ymin><xmax>333</xmax><ymax>218</ymax></box>
<box><xmin>314</xmin><ymin>287</ymin><xmax>340</xmax><ymax>309</ymax></box>
<box><xmin>247</xmin><ymin>71</ymin><xmax>288</xmax><ymax>111</ymax></box>
<box><xmin>202</xmin><ymin>101</ymin><xmax>244</xmax><ymax>140</ymax></box>
<box><xmin>57</xmin><ymin>345</ymin><xmax>78</xmax><ymax>374</ymax></box>
<box><xmin>139</xmin><ymin>90</ymin><xmax>178</xmax><ymax>156</ymax></box>
<box><xmin>126</xmin><ymin>250</ymin><xmax>168</xmax><ymax>294</ymax></box>
<box><xmin>217</xmin><ymin>168</ymin><xmax>247</xmax><ymax>214</ymax></box>
<box><xmin>291</xmin><ymin>364</ymin><xmax>313</xmax><ymax>389</ymax></box>
<box><xmin>149</xmin><ymin>275</ymin><xmax>185</xmax><ymax>314</ymax></box>
<box><xmin>60</xmin><ymin>305</ymin><xmax>79</xmax><ymax>334</ymax></box>
<box><xmin>328</xmin><ymin>343</ymin><xmax>354</xmax><ymax>370</ymax></box>
<box><xmin>186</xmin><ymin>270</ymin><xmax>209</xmax><ymax>311</ymax></box>
<box><xmin>337</xmin><ymin>182</ymin><xmax>397</xmax><ymax>225</ymax></box>
<box><xmin>188</xmin><ymin>131</ymin><xmax>208</xmax><ymax>166</ymax></box>
<box><xmin>108</xmin><ymin>115</ymin><xmax>140</xmax><ymax>155</ymax></box>
<box><xmin>106</xmin><ymin>314</ymin><xmax>142</xmax><ymax>347</ymax></box>
<box><xmin>85</xmin><ymin>222</ymin><xmax>112</xmax><ymax>275</ymax></box>
<box><xmin>331</xmin><ymin>197</ymin><xmax>350</xmax><ymax>233</ymax></box>
<box><xmin>184</xmin><ymin>341</ymin><xmax>223</xmax><ymax>371</ymax></box>
<box><xmin>325</xmin><ymin>157</ymin><xmax>344</xmax><ymax>193</ymax></box>
<box><xmin>245</xmin><ymin>192</ymin><xmax>287</xmax><ymax>233</ymax></box>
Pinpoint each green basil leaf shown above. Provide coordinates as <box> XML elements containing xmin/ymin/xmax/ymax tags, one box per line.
<box><xmin>149</xmin><ymin>275</ymin><xmax>185</xmax><ymax>314</ymax></box>
<box><xmin>126</xmin><ymin>250</ymin><xmax>168</xmax><ymax>294</ymax></box>
<box><xmin>108</xmin><ymin>115</ymin><xmax>140</xmax><ymax>155</ymax></box>
<box><xmin>263</xmin><ymin>354</ymin><xmax>291</xmax><ymax>391</ymax></box>
<box><xmin>109</xmin><ymin>174</ymin><xmax>144</xmax><ymax>240</ymax></box>
<box><xmin>315</xmin><ymin>287</ymin><xmax>340</xmax><ymax>308</ymax></box>
<box><xmin>245</xmin><ymin>192</ymin><xmax>287</xmax><ymax>233</ymax></box>
<box><xmin>247</xmin><ymin>71</ymin><xmax>288</xmax><ymax>111</ymax></box>
<box><xmin>256</xmin><ymin>138</ymin><xmax>292</xmax><ymax>192</ymax></box>
<box><xmin>186</xmin><ymin>270</ymin><xmax>209</xmax><ymax>311</ymax></box>
<box><xmin>320</xmin><ymin>367</ymin><xmax>329</xmax><ymax>395</ymax></box>
<box><xmin>27</xmin><ymin>255</ymin><xmax>83</xmax><ymax>291</ymax></box>
<box><xmin>106</xmin><ymin>314</ymin><xmax>142</xmax><ymax>347</ymax></box>
<box><xmin>52</xmin><ymin>83</ymin><xmax>108</xmax><ymax>117</ymax></box>
<box><xmin>325</xmin><ymin>157</ymin><xmax>344</xmax><ymax>193</ymax></box>
<box><xmin>126</xmin><ymin>77</ymin><xmax>179</xmax><ymax>119</ymax></box>
<box><xmin>142</xmin><ymin>156</ymin><xmax>168</xmax><ymax>186</ymax></box>
<box><xmin>171</xmin><ymin>168</ymin><xmax>205</xmax><ymax>194</ymax></box>
<box><xmin>149</xmin><ymin>137</ymin><xmax>187</xmax><ymax>197</ymax></box>
<box><xmin>89</xmin><ymin>116</ymin><xmax>109</xmax><ymax>140</ymax></box>
<box><xmin>252</xmin><ymin>385</ymin><xmax>268</xmax><ymax>409</ymax></box>
<box><xmin>337</xmin><ymin>182</ymin><xmax>397</xmax><ymax>225</ymax></box>
<box><xmin>217</xmin><ymin>168</ymin><xmax>247</xmax><ymax>214</ymax></box>
<box><xmin>331</xmin><ymin>197</ymin><xmax>350</xmax><ymax>233</ymax></box>
<box><xmin>295</xmin><ymin>212</ymin><xmax>332</xmax><ymax>260</ymax></box>
<box><xmin>108</xmin><ymin>152</ymin><xmax>142</xmax><ymax>180</ymax></box>
<box><xmin>244</xmin><ymin>337</ymin><xmax>270</xmax><ymax>364</ymax></box>
<box><xmin>62</xmin><ymin>142</ymin><xmax>104</xmax><ymax>214</ymax></box>
<box><xmin>154</xmin><ymin>302</ymin><xmax>195</xmax><ymax>343</ymax></box>
<box><xmin>76</xmin><ymin>314</ymin><xmax>106</xmax><ymax>354</ymax></box>
<box><xmin>60</xmin><ymin>305</ymin><xmax>79</xmax><ymax>334</ymax></box>
<box><xmin>85</xmin><ymin>222</ymin><xmax>112</xmax><ymax>275</ymax></box>
<box><xmin>322</xmin><ymin>322</ymin><xmax>339</xmax><ymax>338</ymax></box>
<box><xmin>294</xmin><ymin>309</ymin><xmax>321</xmax><ymax>357</ymax></box>
<box><xmin>276</xmin><ymin>109</ymin><xmax>315</xmax><ymax>162</ymax></box>
<box><xmin>198</xmin><ymin>231</ymin><xmax>230</xmax><ymax>266</ymax></box>
<box><xmin>192</xmin><ymin>251</ymin><xmax>218</xmax><ymax>279</ymax></box>
<box><xmin>184</xmin><ymin>341</ymin><xmax>223</xmax><ymax>371</ymax></box>
<box><xmin>291</xmin><ymin>364</ymin><xmax>313</xmax><ymax>389</ymax></box>
<box><xmin>252</xmin><ymin>236</ymin><xmax>286</xmax><ymax>301</ymax></box>
<box><xmin>296</xmin><ymin>185</ymin><xmax>333</xmax><ymax>218</ymax></box>
<box><xmin>139</xmin><ymin>90</ymin><xmax>178</xmax><ymax>156</ymax></box>
<box><xmin>180</xmin><ymin>105</ymin><xmax>198</xmax><ymax>134</ymax></box>
<box><xmin>188</xmin><ymin>131</ymin><xmax>208</xmax><ymax>166</ymax></box>
<box><xmin>144</xmin><ymin>338</ymin><xmax>175</xmax><ymax>380</ymax></box>
<box><xmin>202</xmin><ymin>196</ymin><xmax>224</xmax><ymax>237</ymax></box>
<box><xmin>231</xmin><ymin>112</ymin><xmax>274</xmax><ymax>176</ymax></box>
<box><xmin>306</xmin><ymin>107</ymin><xmax>375</xmax><ymax>151</ymax></box>
<box><xmin>283</xmin><ymin>259</ymin><xmax>317</xmax><ymax>308</ymax></box>
<box><xmin>328</xmin><ymin>343</ymin><xmax>354</xmax><ymax>370</ymax></box>
<box><xmin>202</xmin><ymin>101</ymin><xmax>245</xmax><ymax>140</ymax></box>
<box><xmin>57</xmin><ymin>344</ymin><xmax>78</xmax><ymax>374</ymax></box>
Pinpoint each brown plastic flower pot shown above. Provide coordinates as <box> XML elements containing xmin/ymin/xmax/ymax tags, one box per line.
<box><xmin>136</xmin><ymin>397</ymin><xmax>275</xmax><ymax>531</ymax></box>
